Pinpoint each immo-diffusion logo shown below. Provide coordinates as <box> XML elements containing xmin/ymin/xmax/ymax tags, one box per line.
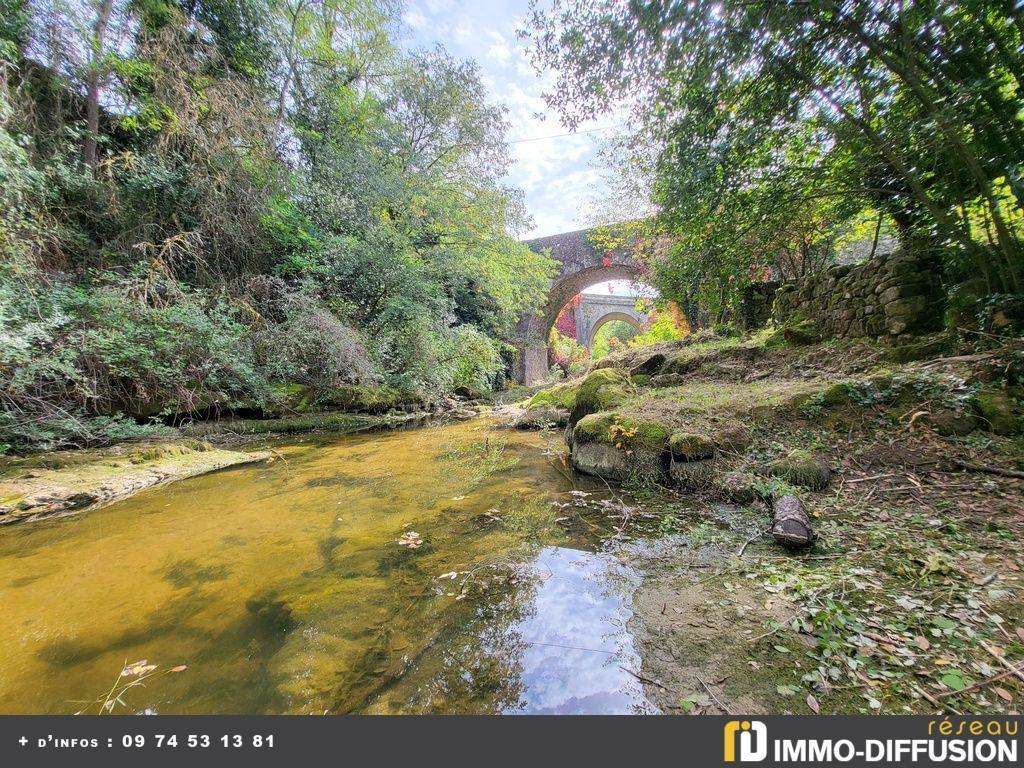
<box><xmin>724</xmin><ymin>720</ymin><xmax>768</xmax><ymax>762</ymax></box>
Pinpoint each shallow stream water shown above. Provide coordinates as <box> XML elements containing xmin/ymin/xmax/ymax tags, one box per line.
<box><xmin>0</xmin><ymin>418</ymin><xmax>659</xmax><ymax>714</ymax></box>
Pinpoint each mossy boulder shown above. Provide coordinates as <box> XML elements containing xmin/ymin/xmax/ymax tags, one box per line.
<box><xmin>925</xmin><ymin>408</ymin><xmax>977</xmax><ymax>436</ymax></box>
<box><xmin>320</xmin><ymin>384</ymin><xmax>403</xmax><ymax>414</ymax></box>
<box><xmin>766</xmin><ymin>450</ymin><xmax>831</xmax><ymax>491</ymax></box>
<box><xmin>715</xmin><ymin>470</ymin><xmax>758</xmax><ymax>504</ymax></box>
<box><xmin>268</xmin><ymin>383</ymin><xmax>404</xmax><ymax>415</ymax></box>
<box><xmin>669</xmin><ymin>431</ymin><xmax>715</xmax><ymax>461</ymax></box>
<box><xmin>527</xmin><ymin>381</ymin><xmax>578</xmax><ymax>411</ymax></box>
<box><xmin>568</xmin><ymin>368</ymin><xmax>632</xmax><ymax>425</ymax></box>
<box><xmin>820</xmin><ymin>382</ymin><xmax>859</xmax><ymax>407</ymax></box>
<box><xmin>713</xmin><ymin>423</ymin><xmax>751</xmax><ymax>453</ymax></box>
<box><xmin>885</xmin><ymin>334</ymin><xmax>954</xmax><ymax>364</ymax></box>
<box><xmin>512</xmin><ymin>407</ymin><xmax>569</xmax><ymax>430</ymax></box>
<box><xmin>572</xmin><ymin>411</ymin><xmax>671</xmax><ymax>451</ymax></box>
<box><xmin>570</xmin><ymin>411</ymin><xmax>670</xmax><ymax>482</ymax></box>
<box><xmin>781</xmin><ymin>319</ymin><xmax>822</xmax><ymax>346</ymax></box>
<box><xmin>973</xmin><ymin>389</ymin><xmax>1022</xmax><ymax>435</ymax></box>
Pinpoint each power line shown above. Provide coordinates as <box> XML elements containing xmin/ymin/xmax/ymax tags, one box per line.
<box><xmin>508</xmin><ymin>124</ymin><xmax>626</xmax><ymax>144</ymax></box>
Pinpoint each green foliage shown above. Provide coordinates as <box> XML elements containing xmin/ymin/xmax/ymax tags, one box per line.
<box><xmin>1</xmin><ymin>0</ymin><xmax>556</xmax><ymax>451</ymax></box>
<box><xmin>548</xmin><ymin>326</ymin><xmax>589</xmax><ymax>375</ymax></box>
<box><xmin>527</xmin><ymin>0</ymin><xmax>1024</xmax><ymax>312</ymax></box>
<box><xmin>591</xmin><ymin>319</ymin><xmax>638</xmax><ymax>359</ymax></box>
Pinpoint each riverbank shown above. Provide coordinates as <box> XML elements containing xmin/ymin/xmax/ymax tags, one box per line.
<box><xmin>0</xmin><ymin>402</ymin><xmax>483</xmax><ymax>526</ymax></box>
<box><xmin>0</xmin><ymin>441</ymin><xmax>272</xmax><ymax>525</ymax></box>
<box><xmin>510</xmin><ymin>329</ymin><xmax>1024</xmax><ymax>713</ymax></box>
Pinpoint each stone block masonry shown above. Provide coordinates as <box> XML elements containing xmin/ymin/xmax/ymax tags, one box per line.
<box><xmin>772</xmin><ymin>251</ymin><xmax>945</xmax><ymax>339</ymax></box>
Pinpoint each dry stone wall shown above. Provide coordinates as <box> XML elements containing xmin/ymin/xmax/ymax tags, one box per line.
<box><xmin>772</xmin><ymin>251</ymin><xmax>944</xmax><ymax>339</ymax></box>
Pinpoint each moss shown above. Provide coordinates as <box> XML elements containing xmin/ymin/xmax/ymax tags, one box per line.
<box><xmin>526</xmin><ymin>381</ymin><xmax>578</xmax><ymax>410</ymax></box>
<box><xmin>573</xmin><ymin>411</ymin><xmax>671</xmax><ymax>451</ymax></box>
<box><xmin>569</xmin><ymin>368</ymin><xmax>631</xmax><ymax>425</ymax></box>
<box><xmin>669</xmin><ymin>431</ymin><xmax>716</xmax><ymax>461</ymax></box>
<box><xmin>820</xmin><ymin>382</ymin><xmax>858</xmax><ymax>407</ymax></box>
<box><xmin>715</xmin><ymin>470</ymin><xmax>758</xmax><ymax>504</ymax></box>
<box><xmin>767</xmin><ymin>449</ymin><xmax>831</xmax><ymax>491</ymax></box>
<box><xmin>632</xmin><ymin>374</ymin><xmax>651</xmax><ymax>386</ymax></box>
<box><xmin>127</xmin><ymin>443</ymin><xmax>197</xmax><ymax>464</ymax></box>
<box><xmin>268</xmin><ymin>383</ymin><xmax>316</xmax><ymax>413</ymax></box>
<box><xmin>973</xmin><ymin>389</ymin><xmax>1022</xmax><ymax>436</ymax></box>
<box><xmin>884</xmin><ymin>334</ymin><xmax>954</xmax><ymax>364</ymax></box>
<box><xmin>782</xmin><ymin>319</ymin><xmax>822</xmax><ymax>346</ymax></box>
<box><xmin>320</xmin><ymin>384</ymin><xmax>403</xmax><ymax>414</ymax></box>
<box><xmin>714</xmin><ymin>423</ymin><xmax>751</xmax><ymax>452</ymax></box>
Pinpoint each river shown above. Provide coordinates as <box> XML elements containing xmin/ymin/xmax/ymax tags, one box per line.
<box><xmin>0</xmin><ymin>417</ymin><xmax>661</xmax><ymax>714</ymax></box>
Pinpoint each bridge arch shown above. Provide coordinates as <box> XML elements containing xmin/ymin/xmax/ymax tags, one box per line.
<box><xmin>513</xmin><ymin>228</ymin><xmax>646</xmax><ymax>383</ymax></box>
<box><xmin>587</xmin><ymin>310</ymin><xmax>644</xmax><ymax>349</ymax></box>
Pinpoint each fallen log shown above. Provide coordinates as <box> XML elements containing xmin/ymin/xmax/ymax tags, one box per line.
<box><xmin>771</xmin><ymin>494</ymin><xmax>815</xmax><ymax>549</ymax></box>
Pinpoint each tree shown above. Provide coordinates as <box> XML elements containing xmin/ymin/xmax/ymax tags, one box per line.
<box><xmin>526</xmin><ymin>0</ymin><xmax>1024</xmax><ymax>298</ymax></box>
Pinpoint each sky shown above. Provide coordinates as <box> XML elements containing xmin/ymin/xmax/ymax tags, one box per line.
<box><xmin>399</xmin><ymin>0</ymin><xmax>612</xmax><ymax>243</ymax></box>
<box><xmin>399</xmin><ymin>0</ymin><xmax>651</xmax><ymax>296</ymax></box>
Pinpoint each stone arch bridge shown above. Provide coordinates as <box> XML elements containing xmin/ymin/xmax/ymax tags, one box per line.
<box><xmin>573</xmin><ymin>294</ymin><xmax>648</xmax><ymax>349</ymax></box>
<box><xmin>513</xmin><ymin>228</ymin><xmax>648</xmax><ymax>383</ymax></box>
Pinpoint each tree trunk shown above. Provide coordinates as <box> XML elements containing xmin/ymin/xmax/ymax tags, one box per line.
<box><xmin>771</xmin><ymin>495</ymin><xmax>815</xmax><ymax>549</ymax></box>
<box><xmin>84</xmin><ymin>0</ymin><xmax>113</xmax><ymax>170</ymax></box>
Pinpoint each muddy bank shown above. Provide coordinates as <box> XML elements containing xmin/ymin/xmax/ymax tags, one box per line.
<box><xmin>0</xmin><ymin>442</ymin><xmax>272</xmax><ymax>525</ymax></box>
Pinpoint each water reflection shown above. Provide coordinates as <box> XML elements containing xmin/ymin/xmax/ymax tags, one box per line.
<box><xmin>503</xmin><ymin>546</ymin><xmax>655</xmax><ymax>714</ymax></box>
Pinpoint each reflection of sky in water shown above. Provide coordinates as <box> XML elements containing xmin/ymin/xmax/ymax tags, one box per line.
<box><xmin>503</xmin><ymin>546</ymin><xmax>657</xmax><ymax>714</ymax></box>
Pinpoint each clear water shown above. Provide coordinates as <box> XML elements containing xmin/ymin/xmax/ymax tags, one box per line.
<box><xmin>0</xmin><ymin>418</ymin><xmax>656</xmax><ymax>714</ymax></box>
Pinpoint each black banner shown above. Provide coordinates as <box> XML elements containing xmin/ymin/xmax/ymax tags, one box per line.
<box><xmin>0</xmin><ymin>716</ymin><xmax>1020</xmax><ymax>768</ymax></box>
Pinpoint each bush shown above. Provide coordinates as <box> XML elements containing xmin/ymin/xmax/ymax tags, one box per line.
<box><xmin>443</xmin><ymin>325</ymin><xmax>503</xmax><ymax>396</ymax></box>
<box><xmin>253</xmin><ymin>292</ymin><xmax>377</xmax><ymax>391</ymax></box>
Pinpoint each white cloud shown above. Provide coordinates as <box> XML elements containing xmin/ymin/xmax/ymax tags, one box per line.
<box><xmin>403</xmin><ymin>8</ymin><xmax>428</xmax><ymax>29</ymax></box>
<box><xmin>452</xmin><ymin>17</ymin><xmax>473</xmax><ymax>40</ymax></box>
<box><xmin>401</xmin><ymin>0</ymin><xmax>621</xmax><ymax>240</ymax></box>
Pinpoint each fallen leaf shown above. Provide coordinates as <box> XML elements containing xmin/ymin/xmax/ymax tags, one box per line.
<box><xmin>995</xmin><ymin>687</ymin><xmax>1013</xmax><ymax>703</ymax></box>
<box><xmin>806</xmin><ymin>693</ymin><xmax>820</xmax><ymax>714</ymax></box>
<box><xmin>939</xmin><ymin>670</ymin><xmax>969</xmax><ymax>692</ymax></box>
<box><xmin>914</xmin><ymin>636</ymin><xmax>930</xmax><ymax>651</ymax></box>
<box><xmin>170</xmin><ymin>665</ymin><xmax>188</xmax><ymax>673</ymax></box>
<box><xmin>1016</xmin><ymin>627</ymin><xmax>1024</xmax><ymax>643</ymax></box>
